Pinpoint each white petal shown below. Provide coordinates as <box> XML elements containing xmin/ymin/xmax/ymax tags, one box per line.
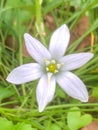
<box><xmin>24</xmin><ymin>33</ymin><xmax>51</xmax><ymax>64</ymax></box>
<box><xmin>6</xmin><ymin>63</ymin><xmax>42</xmax><ymax>84</ymax></box>
<box><xmin>49</xmin><ymin>24</ymin><xmax>70</xmax><ymax>59</ymax></box>
<box><xmin>36</xmin><ymin>75</ymin><xmax>56</xmax><ymax>112</ymax></box>
<box><xmin>59</xmin><ymin>53</ymin><xmax>94</xmax><ymax>71</ymax></box>
<box><xmin>56</xmin><ymin>71</ymin><xmax>88</xmax><ymax>102</ymax></box>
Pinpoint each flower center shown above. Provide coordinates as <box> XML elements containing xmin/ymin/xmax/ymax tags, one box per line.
<box><xmin>44</xmin><ymin>59</ymin><xmax>62</xmax><ymax>74</ymax></box>
<box><xmin>44</xmin><ymin>59</ymin><xmax>63</xmax><ymax>83</ymax></box>
<box><xmin>47</xmin><ymin>62</ymin><xmax>57</xmax><ymax>73</ymax></box>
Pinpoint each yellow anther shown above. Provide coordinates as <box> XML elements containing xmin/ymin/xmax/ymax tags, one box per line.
<box><xmin>51</xmin><ymin>60</ymin><xmax>56</xmax><ymax>64</ymax></box>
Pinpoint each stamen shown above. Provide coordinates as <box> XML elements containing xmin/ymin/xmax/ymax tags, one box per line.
<box><xmin>51</xmin><ymin>60</ymin><xmax>56</xmax><ymax>64</ymax></box>
<box><xmin>46</xmin><ymin>67</ymin><xmax>49</xmax><ymax>71</ymax></box>
<box><xmin>57</xmin><ymin>64</ymin><xmax>61</xmax><ymax>69</ymax></box>
<box><xmin>57</xmin><ymin>63</ymin><xmax>64</xmax><ymax>69</ymax></box>
<box><xmin>44</xmin><ymin>59</ymin><xmax>50</xmax><ymax>65</ymax></box>
<box><xmin>47</xmin><ymin>73</ymin><xmax>53</xmax><ymax>83</ymax></box>
<box><xmin>54</xmin><ymin>70</ymin><xmax>59</xmax><ymax>73</ymax></box>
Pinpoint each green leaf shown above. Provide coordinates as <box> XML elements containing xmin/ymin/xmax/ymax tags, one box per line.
<box><xmin>67</xmin><ymin>107</ymin><xmax>92</xmax><ymax>130</ymax></box>
<box><xmin>0</xmin><ymin>86</ymin><xmax>15</xmax><ymax>100</ymax></box>
<box><xmin>80</xmin><ymin>114</ymin><xmax>93</xmax><ymax>127</ymax></box>
<box><xmin>51</xmin><ymin>124</ymin><xmax>61</xmax><ymax>130</ymax></box>
<box><xmin>2</xmin><ymin>0</ymin><xmax>35</xmax><ymax>14</ymax></box>
<box><xmin>67</xmin><ymin>107</ymin><xmax>81</xmax><ymax>130</ymax></box>
<box><xmin>14</xmin><ymin>122</ymin><xmax>37</xmax><ymax>130</ymax></box>
<box><xmin>0</xmin><ymin>117</ymin><xmax>14</xmax><ymax>130</ymax></box>
<box><xmin>92</xmin><ymin>86</ymin><xmax>98</xmax><ymax>98</ymax></box>
<box><xmin>43</xmin><ymin>0</ymin><xmax>69</xmax><ymax>15</ymax></box>
<box><xmin>44</xmin><ymin>120</ymin><xmax>63</xmax><ymax>130</ymax></box>
<box><xmin>5</xmin><ymin>0</ymin><xmax>34</xmax><ymax>8</ymax></box>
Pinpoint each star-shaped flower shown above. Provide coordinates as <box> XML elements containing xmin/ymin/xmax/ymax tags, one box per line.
<box><xmin>6</xmin><ymin>24</ymin><xmax>94</xmax><ymax>112</ymax></box>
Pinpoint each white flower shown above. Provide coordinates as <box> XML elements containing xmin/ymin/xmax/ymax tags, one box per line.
<box><xmin>6</xmin><ymin>24</ymin><xmax>94</xmax><ymax>112</ymax></box>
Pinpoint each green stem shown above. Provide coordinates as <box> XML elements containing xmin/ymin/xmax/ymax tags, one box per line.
<box><xmin>18</xmin><ymin>31</ymin><xmax>23</xmax><ymax>65</ymax></box>
<box><xmin>35</xmin><ymin>0</ymin><xmax>46</xmax><ymax>45</ymax></box>
<box><xmin>22</xmin><ymin>84</ymin><xmax>26</xmax><ymax>96</ymax></box>
<box><xmin>46</xmin><ymin>103</ymin><xmax>98</xmax><ymax>111</ymax></box>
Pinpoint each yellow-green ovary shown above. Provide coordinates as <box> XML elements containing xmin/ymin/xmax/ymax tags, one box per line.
<box><xmin>47</xmin><ymin>63</ymin><xmax>57</xmax><ymax>73</ymax></box>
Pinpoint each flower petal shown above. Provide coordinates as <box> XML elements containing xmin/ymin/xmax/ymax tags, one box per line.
<box><xmin>36</xmin><ymin>75</ymin><xmax>56</xmax><ymax>112</ymax></box>
<box><xmin>56</xmin><ymin>71</ymin><xmax>88</xmax><ymax>102</ymax></box>
<box><xmin>6</xmin><ymin>63</ymin><xmax>42</xmax><ymax>84</ymax></box>
<box><xmin>49</xmin><ymin>24</ymin><xmax>70</xmax><ymax>59</ymax></box>
<box><xmin>59</xmin><ymin>53</ymin><xmax>94</xmax><ymax>71</ymax></box>
<box><xmin>24</xmin><ymin>33</ymin><xmax>51</xmax><ymax>64</ymax></box>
